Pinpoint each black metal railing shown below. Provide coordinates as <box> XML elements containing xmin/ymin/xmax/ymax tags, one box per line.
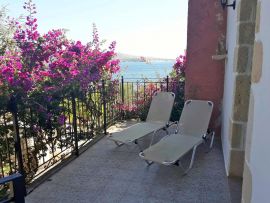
<box><xmin>0</xmin><ymin>76</ymin><xmax>184</xmax><ymax>200</ymax></box>
<box><xmin>119</xmin><ymin>76</ymin><xmax>184</xmax><ymax>121</ymax></box>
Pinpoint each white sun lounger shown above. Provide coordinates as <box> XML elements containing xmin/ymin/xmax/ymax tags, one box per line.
<box><xmin>139</xmin><ymin>100</ymin><xmax>214</xmax><ymax>173</ymax></box>
<box><xmin>107</xmin><ymin>92</ymin><xmax>175</xmax><ymax>151</ymax></box>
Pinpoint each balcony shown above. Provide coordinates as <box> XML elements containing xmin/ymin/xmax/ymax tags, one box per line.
<box><xmin>0</xmin><ymin>78</ymin><xmax>241</xmax><ymax>203</ymax></box>
<box><xmin>25</xmin><ymin>120</ymin><xmax>237</xmax><ymax>203</ymax></box>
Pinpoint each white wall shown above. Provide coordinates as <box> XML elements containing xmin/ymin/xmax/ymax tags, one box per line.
<box><xmin>248</xmin><ymin>1</ymin><xmax>270</xmax><ymax>201</ymax></box>
<box><xmin>221</xmin><ymin>3</ymin><xmax>238</xmax><ymax>175</ymax></box>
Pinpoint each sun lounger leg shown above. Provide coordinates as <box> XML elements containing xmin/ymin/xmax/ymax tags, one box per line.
<box><xmin>210</xmin><ymin>131</ymin><xmax>215</xmax><ymax>149</ymax></box>
<box><xmin>150</xmin><ymin>130</ymin><xmax>158</xmax><ymax>146</ymax></box>
<box><xmin>134</xmin><ymin>139</ymin><xmax>143</xmax><ymax>152</ymax></box>
<box><xmin>139</xmin><ymin>152</ymin><xmax>153</xmax><ymax>165</ymax></box>
<box><xmin>205</xmin><ymin>131</ymin><xmax>215</xmax><ymax>153</ymax></box>
<box><xmin>114</xmin><ymin>141</ymin><xmax>124</xmax><ymax>147</ymax></box>
<box><xmin>145</xmin><ymin>160</ymin><xmax>153</xmax><ymax>166</ymax></box>
<box><xmin>150</xmin><ymin>128</ymin><xmax>169</xmax><ymax>147</ymax></box>
<box><xmin>163</xmin><ymin>127</ymin><xmax>169</xmax><ymax>135</ymax></box>
<box><xmin>177</xmin><ymin>161</ymin><xmax>186</xmax><ymax>171</ymax></box>
<box><xmin>184</xmin><ymin>145</ymin><xmax>198</xmax><ymax>174</ymax></box>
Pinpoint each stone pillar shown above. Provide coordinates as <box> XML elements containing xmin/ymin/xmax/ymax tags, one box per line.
<box><xmin>242</xmin><ymin>1</ymin><xmax>261</xmax><ymax>202</ymax></box>
<box><xmin>228</xmin><ymin>0</ymin><xmax>257</xmax><ymax>177</ymax></box>
<box><xmin>185</xmin><ymin>0</ymin><xmax>227</xmax><ymax>134</ymax></box>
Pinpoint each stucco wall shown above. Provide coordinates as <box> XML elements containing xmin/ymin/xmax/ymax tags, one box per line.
<box><xmin>185</xmin><ymin>0</ymin><xmax>226</xmax><ymax>135</ymax></box>
<box><xmin>221</xmin><ymin>3</ymin><xmax>238</xmax><ymax>175</ymax></box>
<box><xmin>242</xmin><ymin>0</ymin><xmax>270</xmax><ymax>202</ymax></box>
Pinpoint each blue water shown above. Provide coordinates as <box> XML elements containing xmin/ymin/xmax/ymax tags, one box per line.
<box><xmin>119</xmin><ymin>61</ymin><xmax>174</xmax><ymax>79</ymax></box>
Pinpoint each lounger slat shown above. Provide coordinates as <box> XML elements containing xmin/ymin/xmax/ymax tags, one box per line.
<box><xmin>141</xmin><ymin>134</ymin><xmax>202</xmax><ymax>164</ymax></box>
<box><xmin>178</xmin><ymin>100</ymin><xmax>213</xmax><ymax>138</ymax></box>
<box><xmin>108</xmin><ymin>122</ymin><xmax>165</xmax><ymax>143</ymax></box>
<box><xmin>146</xmin><ymin>92</ymin><xmax>175</xmax><ymax>123</ymax></box>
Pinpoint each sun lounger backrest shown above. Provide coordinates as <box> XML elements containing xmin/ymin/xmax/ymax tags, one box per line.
<box><xmin>146</xmin><ymin>92</ymin><xmax>175</xmax><ymax>124</ymax></box>
<box><xmin>178</xmin><ymin>100</ymin><xmax>213</xmax><ymax>138</ymax></box>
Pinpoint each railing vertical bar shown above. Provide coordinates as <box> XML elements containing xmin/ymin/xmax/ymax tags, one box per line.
<box><xmin>127</xmin><ymin>82</ymin><xmax>129</xmax><ymax>109</ymax></box>
<box><xmin>121</xmin><ymin>76</ymin><xmax>125</xmax><ymax>119</ymax></box>
<box><xmin>8</xmin><ymin>96</ymin><xmax>26</xmax><ymax>195</ymax></box>
<box><xmin>59</xmin><ymin>126</ymin><xmax>63</xmax><ymax>152</ymax></box>
<box><xmin>166</xmin><ymin>75</ymin><xmax>169</xmax><ymax>92</ymax></box>
<box><xmin>102</xmin><ymin>80</ymin><xmax>107</xmax><ymax>135</ymax></box>
<box><xmin>131</xmin><ymin>82</ymin><xmax>134</xmax><ymax>106</ymax></box>
<box><xmin>61</xmin><ymin>98</ymin><xmax>66</xmax><ymax>151</ymax></box>
<box><xmin>95</xmin><ymin>89</ymin><xmax>99</xmax><ymax>129</ymax></box>
<box><xmin>23</xmin><ymin>122</ymin><xmax>31</xmax><ymax>175</ymax></box>
<box><xmin>118</xmin><ymin>84</ymin><xmax>120</xmax><ymax>118</ymax></box>
<box><xmin>58</xmin><ymin>99</ymin><xmax>63</xmax><ymax>152</ymax></box>
<box><xmin>77</xmin><ymin>99</ymin><xmax>82</xmax><ymax>141</ymax></box>
<box><xmin>66</xmin><ymin>99</ymin><xmax>70</xmax><ymax>145</ymax></box>
<box><xmin>121</xmin><ymin>76</ymin><xmax>124</xmax><ymax>104</ymax></box>
<box><xmin>68</xmin><ymin>99</ymin><xmax>72</xmax><ymax>149</ymax></box>
<box><xmin>85</xmin><ymin>92</ymin><xmax>90</xmax><ymax>139</ymax></box>
<box><xmin>136</xmin><ymin>81</ymin><xmax>139</xmax><ymax>116</ymax></box>
<box><xmin>82</xmin><ymin>99</ymin><xmax>86</xmax><ymax>138</ymax></box>
<box><xmin>0</xmin><ymin>154</ymin><xmax>4</xmax><ymax>176</ymax></box>
<box><xmin>29</xmin><ymin>108</ymin><xmax>37</xmax><ymax>157</ymax></box>
<box><xmin>143</xmin><ymin>80</ymin><xmax>146</xmax><ymax>110</ymax></box>
<box><xmin>3</xmin><ymin>113</ymin><xmax>13</xmax><ymax>173</ymax></box>
<box><xmin>49</xmin><ymin>114</ymin><xmax>55</xmax><ymax>161</ymax></box>
<box><xmin>98</xmin><ymin>90</ymin><xmax>102</xmax><ymax>129</ymax></box>
<box><xmin>89</xmin><ymin>92</ymin><xmax>93</xmax><ymax>135</ymax></box>
<box><xmin>71</xmin><ymin>93</ymin><xmax>79</xmax><ymax>156</ymax></box>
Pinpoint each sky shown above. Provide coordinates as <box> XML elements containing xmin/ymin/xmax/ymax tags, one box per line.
<box><xmin>1</xmin><ymin>0</ymin><xmax>188</xmax><ymax>59</ymax></box>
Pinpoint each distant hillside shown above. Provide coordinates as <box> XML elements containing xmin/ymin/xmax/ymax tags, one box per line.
<box><xmin>116</xmin><ymin>53</ymin><xmax>174</xmax><ymax>62</ymax></box>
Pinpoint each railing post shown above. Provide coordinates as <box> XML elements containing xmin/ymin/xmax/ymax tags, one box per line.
<box><xmin>13</xmin><ymin>173</ymin><xmax>26</xmax><ymax>203</ymax></box>
<box><xmin>0</xmin><ymin>173</ymin><xmax>26</xmax><ymax>202</ymax></box>
<box><xmin>143</xmin><ymin>79</ymin><xmax>146</xmax><ymax>111</ymax></box>
<box><xmin>7</xmin><ymin>96</ymin><xmax>26</xmax><ymax>195</ymax></box>
<box><xmin>143</xmin><ymin>79</ymin><xmax>146</xmax><ymax>102</ymax></box>
<box><xmin>166</xmin><ymin>75</ymin><xmax>169</xmax><ymax>92</ymax></box>
<box><xmin>71</xmin><ymin>93</ymin><xmax>79</xmax><ymax>156</ymax></box>
<box><xmin>121</xmin><ymin>76</ymin><xmax>125</xmax><ymax>120</ymax></box>
<box><xmin>121</xmin><ymin>76</ymin><xmax>124</xmax><ymax>104</ymax></box>
<box><xmin>102</xmin><ymin>80</ymin><xmax>107</xmax><ymax>135</ymax></box>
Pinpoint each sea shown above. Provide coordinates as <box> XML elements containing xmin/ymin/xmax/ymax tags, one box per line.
<box><xmin>119</xmin><ymin>61</ymin><xmax>174</xmax><ymax>79</ymax></box>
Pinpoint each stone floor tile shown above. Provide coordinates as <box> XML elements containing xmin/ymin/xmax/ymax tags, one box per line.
<box><xmin>119</xmin><ymin>194</ymin><xmax>145</xmax><ymax>203</ymax></box>
<box><xmin>26</xmin><ymin>121</ymin><xmax>237</xmax><ymax>203</ymax></box>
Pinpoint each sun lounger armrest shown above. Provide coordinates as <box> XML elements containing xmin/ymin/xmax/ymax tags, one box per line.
<box><xmin>202</xmin><ymin>129</ymin><xmax>215</xmax><ymax>149</ymax></box>
<box><xmin>162</xmin><ymin>160</ymin><xmax>176</xmax><ymax>165</ymax></box>
<box><xmin>149</xmin><ymin>127</ymin><xmax>168</xmax><ymax>147</ymax></box>
<box><xmin>166</xmin><ymin>121</ymin><xmax>179</xmax><ymax>133</ymax></box>
<box><xmin>166</xmin><ymin>121</ymin><xmax>178</xmax><ymax>127</ymax></box>
<box><xmin>202</xmin><ymin>129</ymin><xmax>213</xmax><ymax>139</ymax></box>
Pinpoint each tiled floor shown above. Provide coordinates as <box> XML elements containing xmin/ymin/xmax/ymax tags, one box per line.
<box><xmin>26</xmin><ymin>121</ymin><xmax>236</xmax><ymax>203</ymax></box>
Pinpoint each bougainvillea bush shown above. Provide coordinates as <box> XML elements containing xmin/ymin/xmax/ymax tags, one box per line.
<box><xmin>117</xmin><ymin>82</ymin><xmax>158</xmax><ymax>120</ymax></box>
<box><xmin>0</xmin><ymin>0</ymin><xmax>120</xmax><ymax>181</ymax></box>
<box><xmin>0</xmin><ymin>0</ymin><xmax>120</xmax><ymax>118</ymax></box>
<box><xmin>169</xmin><ymin>52</ymin><xmax>186</xmax><ymax>121</ymax></box>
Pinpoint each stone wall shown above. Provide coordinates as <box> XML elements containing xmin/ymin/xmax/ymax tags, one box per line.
<box><xmin>222</xmin><ymin>0</ymin><xmax>257</xmax><ymax>177</ymax></box>
<box><xmin>242</xmin><ymin>0</ymin><xmax>270</xmax><ymax>202</ymax></box>
<box><xmin>186</xmin><ymin>0</ymin><xmax>270</xmax><ymax>201</ymax></box>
